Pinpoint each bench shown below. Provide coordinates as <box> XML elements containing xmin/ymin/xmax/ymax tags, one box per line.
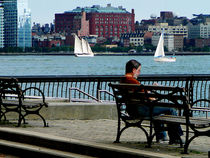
<box><xmin>0</xmin><ymin>77</ymin><xmax>48</xmax><ymax>127</ymax></box>
<box><xmin>109</xmin><ymin>83</ymin><xmax>210</xmax><ymax>154</ymax></box>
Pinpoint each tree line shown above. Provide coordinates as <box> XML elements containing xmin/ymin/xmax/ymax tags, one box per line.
<box><xmin>0</xmin><ymin>45</ymin><xmax>210</xmax><ymax>53</ymax></box>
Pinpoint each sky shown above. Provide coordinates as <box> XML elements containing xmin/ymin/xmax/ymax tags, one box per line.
<box><xmin>28</xmin><ymin>0</ymin><xmax>210</xmax><ymax>25</ymax></box>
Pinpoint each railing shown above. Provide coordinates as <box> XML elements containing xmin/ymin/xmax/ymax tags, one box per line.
<box><xmin>69</xmin><ymin>87</ymin><xmax>100</xmax><ymax>102</ymax></box>
<box><xmin>3</xmin><ymin>74</ymin><xmax>209</xmax><ymax>117</ymax></box>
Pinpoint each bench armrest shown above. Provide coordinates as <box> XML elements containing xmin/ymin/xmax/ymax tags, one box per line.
<box><xmin>192</xmin><ymin>99</ymin><xmax>210</xmax><ymax>105</ymax></box>
<box><xmin>22</xmin><ymin>87</ymin><xmax>48</xmax><ymax>107</ymax></box>
<box><xmin>190</xmin><ymin>99</ymin><xmax>210</xmax><ymax>114</ymax></box>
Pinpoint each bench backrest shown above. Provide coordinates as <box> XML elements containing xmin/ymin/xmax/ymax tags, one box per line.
<box><xmin>0</xmin><ymin>77</ymin><xmax>22</xmax><ymax>97</ymax></box>
<box><xmin>109</xmin><ymin>83</ymin><xmax>190</xmax><ymax>118</ymax></box>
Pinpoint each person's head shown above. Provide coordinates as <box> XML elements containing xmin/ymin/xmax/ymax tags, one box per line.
<box><xmin>125</xmin><ymin>59</ymin><xmax>141</xmax><ymax>78</ymax></box>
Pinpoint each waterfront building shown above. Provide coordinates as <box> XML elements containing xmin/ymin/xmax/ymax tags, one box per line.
<box><xmin>160</xmin><ymin>11</ymin><xmax>173</xmax><ymax>20</ymax></box>
<box><xmin>190</xmin><ymin>14</ymin><xmax>210</xmax><ymax>25</ymax></box>
<box><xmin>173</xmin><ymin>17</ymin><xmax>189</xmax><ymax>26</ymax></box>
<box><xmin>3</xmin><ymin>0</ymin><xmax>17</xmax><ymax>47</ymax></box>
<box><xmin>0</xmin><ymin>3</ymin><xmax>4</xmax><ymax>48</ymax></box>
<box><xmin>188</xmin><ymin>22</ymin><xmax>210</xmax><ymax>39</ymax></box>
<box><xmin>152</xmin><ymin>32</ymin><xmax>174</xmax><ymax>52</ymax></box>
<box><xmin>165</xmin><ymin>34</ymin><xmax>174</xmax><ymax>52</ymax></box>
<box><xmin>160</xmin><ymin>11</ymin><xmax>174</xmax><ymax>25</ymax></box>
<box><xmin>17</xmin><ymin>0</ymin><xmax>32</xmax><ymax>48</ymax></box>
<box><xmin>174</xmin><ymin>34</ymin><xmax>184</xmax><ymax>51</ymax></box>
<box><xmin>195</xmin><ymin>38</ymin><xmax>210</xmax><ymax>48</ymax></box>
<box><xmin>32</xmin><ymin>23</ymin><xmax>55</xmax><ymax>36</ymax></box>
<box><xmin>144</xmin><ymin>31</ymin><xmax>153</xmax><ymax>45</ymax></box>
<box><xmin>55</xmin><ymin>10</ymin><xmax>90</xmax><ymax>45</ymax></box>
<box><xmin>85</xmin><ymin>35</ymin><xmax>97</xmax><ymax>45</ymax></box>
<box><xmin>55</xmin><ymin>4</ymin><xmax>135</xmax><ymax>45</ymax></box>
<box><xmin>120</xmin><ymin>34</ymin><xmax>129</xmax><ymax>47</ymax></box>
<box><xmin>120</xmin><ymin>32</ymin><xmax>144</xmax><ymax>47</ymax></box>
<box><xmin>32</xmin><ymin>33</ymin><xmax>66</xmax><ymax>48</ymax></box>
<box><xmin>148</xmin><ymin>23</ymin><xmax>188</xmax><ymax>38</ymax></box>
<box><xmin>185</xmin><ymin>38</ymin><xmax>210</xmax><ymax>48</ymax></box>
<box><xmin>136</xmin><ymin>19</ymin><xmax>157</xmax><ymax>34</ymax></box>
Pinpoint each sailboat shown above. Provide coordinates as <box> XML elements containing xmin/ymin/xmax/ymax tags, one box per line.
<box><xmin>154</xmin><ymin>33</ymin><xmax>176</xmax><ymax>62</ymax></box>
<box><xmin>73</xmin><ymin>34</ymin><xmax>94</xmax><ymax>57</ymax></box>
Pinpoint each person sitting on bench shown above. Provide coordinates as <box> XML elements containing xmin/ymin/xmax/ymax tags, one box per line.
<box><xmin>121</xmin><ymin>59</ymin><xmax>183</xmax><ymax>144</ymax></box>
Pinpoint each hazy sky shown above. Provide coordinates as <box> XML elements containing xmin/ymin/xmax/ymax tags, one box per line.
<box><xmin>28</xmin><ymin>0</ymin><xmax>210</xmax><ymax>25</ymax></box>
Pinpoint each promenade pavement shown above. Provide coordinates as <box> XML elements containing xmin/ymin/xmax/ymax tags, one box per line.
<box><xmin>4</xmin><ymin>119</ymin><xmax>209</xmax><ymax>158</ymax></box>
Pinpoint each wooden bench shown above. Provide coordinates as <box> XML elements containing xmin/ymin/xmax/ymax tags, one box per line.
<box><xmin>0</xmin><ymin>77</ymin><xmax>48</xmax><ymax>127</ymax></box>
<box><xmin>109</xmin><ymin>83</ymin><xmax>210</xmax><ymax>154</ymax></box>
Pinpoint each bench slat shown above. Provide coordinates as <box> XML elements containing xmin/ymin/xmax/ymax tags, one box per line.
<box><xmin>154</xmin><ymin>115</ymin><xmax>210</xmax><ymax>126</ymax></box>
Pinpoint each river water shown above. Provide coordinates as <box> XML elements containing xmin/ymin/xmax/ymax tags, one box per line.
<box><xmin>0</xmin><ymin>55</ymin><xmax>209</xmax><ymax>76</ymax></box>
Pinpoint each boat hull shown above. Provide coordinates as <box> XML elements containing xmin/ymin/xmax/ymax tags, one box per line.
<box><xmin>154</xmin><ymin>57</ymin><xmax>176</xmax><ymax>62</ymax></box>
<box><xmin>75</xmin><ymin>53</ymin><xmax>94</xmax><ymax>57</ymax></box>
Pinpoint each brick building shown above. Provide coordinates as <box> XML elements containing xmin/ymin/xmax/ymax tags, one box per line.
<box><xmin>195</xmin><ymin>38</ymin><xmax>210</xmax><ymax>48</ymax></box>
<box><xmin>55</xmin><ymin>4</ymin><xmax>135</xmax><ymax>45</ymax></box>
<box><xmin>174</xmin><ymin>34</ymin><xmax>184</xmax><ymax>51</ymax></box>
<box><xmin>55</xmin><ymin>11</ymin><xmax>89</xmax><ymax>45</ymax></box>
<box><xmin>32</xmin><ymin>33</ymin><xmax>66</xmax><ymax>48</ymax></box>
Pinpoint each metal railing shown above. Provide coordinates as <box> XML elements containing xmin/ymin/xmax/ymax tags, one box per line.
<box><xmin>69</xmin><ymin>87</ymin><xmax>100</xmax><ymax>102</ymax></box>
<box><xmin>3</xmin><ymin>74</ymin><xmax>209</xmax><ymax>115</ymax></box>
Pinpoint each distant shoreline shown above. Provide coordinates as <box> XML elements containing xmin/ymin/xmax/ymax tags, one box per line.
<box><xmin>94</xmin><ymin>52</ymin><xmax>210</xmax><ymax>56</ymax></box>
<box><xmin>0</xmin><ymin>52</ymin><xmax>210</xmax><ymax>56</ymax></box>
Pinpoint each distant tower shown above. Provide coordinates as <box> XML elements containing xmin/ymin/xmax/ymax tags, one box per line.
<box><xmin>0</xmin><ymin>3</ymin><xmax>4</xmax><ymax>48</ymax></box>
<box><xmin>160</xmin><ymin>11</ymin><xmax>174</xmax><ymax>20</ymax></box>
<box><xmin>17</xmin><ymin>0</ymin><xmax>31</xmax><ymax>48</ymax></box>
<box><xmin>3</xmin><ymin>0</ymin><xmax>18</xmax><ymax>47</ymax></box>
<box><xmin>3</xmin><ymin>0</ymin><xmax>31</xmax><ymax>48</ymax></box>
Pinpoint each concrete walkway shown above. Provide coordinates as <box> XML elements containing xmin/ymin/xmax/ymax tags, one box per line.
<box><xmin>2</xmin><ymin>119</ymin><xmax>208</xmax><ymax>158</ymax></box>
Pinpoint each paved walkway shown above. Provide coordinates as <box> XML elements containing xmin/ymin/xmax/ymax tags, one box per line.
<box><xmin>6</xmin><ymin>119</ymin><xmax>208</xmax><ymax>158</ymax></box>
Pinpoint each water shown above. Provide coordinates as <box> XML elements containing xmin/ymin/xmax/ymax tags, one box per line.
<box><xmin>0</xmin><ymin>55</ymin><xmax>209</xmax><ymax>76</ymax></box>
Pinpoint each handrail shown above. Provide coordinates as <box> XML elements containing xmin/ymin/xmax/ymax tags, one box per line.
<box><xmin>98</xmin><ymin>89</ymin><xmax>114</xmax><ymax>102</ymax></box>
<box><xmin>69</xmin><ymin>87</ymin><xmax>100</xmax><ymax>102</ymax></box>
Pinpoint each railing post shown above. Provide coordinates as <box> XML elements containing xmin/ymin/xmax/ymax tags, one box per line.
<box><xmin>98</xmin><ymin>90</ymin><xmax>101</xmax><ymax>102</ymax></box>
<box><xmin>186</xmin><ymin>76</ymin><xmax>194</xmax><ymax>106</ymax></box>
<box><xmin>189</xmin><ymin>76</ymin><xmax>194</xmax><ymax>106</ymax></box>
<box><xmin>69</xmin><ymin>88</ymin><xmax>71</xmax><ymax>102</ymax></box>
<box><xmin>209</xmin><ymin>85</ymin><xmax>210</xmax><ymax>101</ymax></box>
<box><xmin>96</xmin><ymin>79</ymin><xmax>101</xmax><ymax>101</ymax></box>
<box><xmin>185</xmin><ymin>78</ymin><xmax>190</xmax><ymax>102</ymax></box>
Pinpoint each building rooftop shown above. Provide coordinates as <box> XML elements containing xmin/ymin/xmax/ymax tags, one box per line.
<box><xmin>65</xmin><ymin>4</ymin><xmax>129</xmax><ymax>14</ymax></box>
<box><xmin>121</xmin><ymin>32</ymin><xmax>145</xmax><ymax>39</ymax></box>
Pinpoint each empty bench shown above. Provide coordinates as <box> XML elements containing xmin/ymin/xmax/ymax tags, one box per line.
<box><xmin>109</xmin><ymin>83</ymin><xmax>210</xmax><ymax>154</ymax></box>
<box><xmin>0</xmin><ymin>77</ymin><xmax>48</xmax><ymax>127</ymax></box>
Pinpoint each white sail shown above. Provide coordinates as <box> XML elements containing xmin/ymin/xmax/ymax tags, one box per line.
<box><xmin>81</xmin><ymin>38</ymin><xmax>88</xmax><ymax>54</ymax></box>
<box><xmin>72</xmin><ymin>34</ymin><xmax>94</xmax><ymax>57</ymax></box>
<box><xmin>154</xmin><ymin>33</ymin><xmax>165</xmax><ymax>57</ymax></box>
<box><xmin>74</xmin><ymin>34</ymin><xmax>83</xmax><ymax>54</ymax></box>
<box><xmin>73</xmin><ymin>34</ymin><xmax>94</xmax><ymax>57</ymax></box>
<box><xmin>154</xmin><ymin>33</ymin><xmax>176</xmax><ymax>62</ymax></box>
<box><xmin>86</xmin><ymin>40</ymin><xmax>94</xmax><ymax>55</ymax></box>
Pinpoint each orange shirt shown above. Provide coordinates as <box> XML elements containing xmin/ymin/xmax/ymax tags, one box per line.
<box><xmin>121</xmin><ymin>74</ymin><xmax>146</xmax><ymax>93</ymax></box>
<box><xmin>121</xmin><ymin>74</ymin><xmax>140</xmax><ymax>85</ymax></box>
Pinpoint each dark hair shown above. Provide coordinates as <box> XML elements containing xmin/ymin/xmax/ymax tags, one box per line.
<box><xmin>125</xmin><ymin>59</ymin><xmax>141</xmax><ymax>73</ymax></box>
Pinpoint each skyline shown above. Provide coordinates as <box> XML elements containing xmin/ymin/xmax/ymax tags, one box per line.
<box><xmin>29</xmin><ymin>0</ymin><xmax>210</xmax><ymax>25</ymax></box>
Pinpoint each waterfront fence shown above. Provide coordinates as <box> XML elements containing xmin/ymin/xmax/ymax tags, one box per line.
<box><xmin>4</xmin><ymin>74</ymin><xmax>210</xmax><ymax>117</ymax></box>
